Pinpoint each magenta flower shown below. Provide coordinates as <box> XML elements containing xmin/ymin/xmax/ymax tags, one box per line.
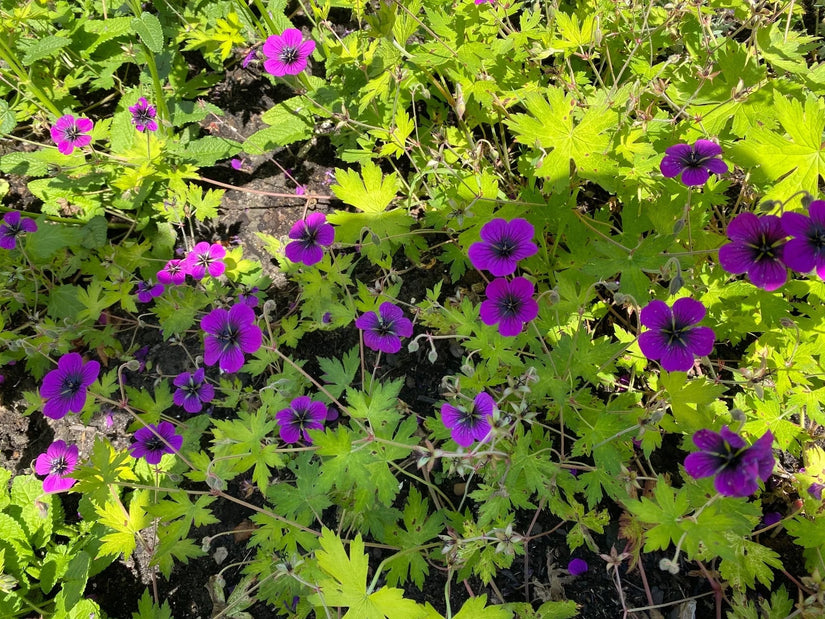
<box><xmin>242</xmin><ymin>49</ymin><xmax>258</xmax><ymax>68</ymax></box>
<box><xmin>129</xmin><ymin>421</ymin><xmax>183</xmax><ymax>465</ymax></box>
<box><xmin>0</xmin><ymin>211</ymin><xmax>37</xmax><ymax>250</ymax></box>
<box><xmin>173</xmin><ymin>367</ymin><xmax>215</xmax><ymax>413</ymax></box>
<box><xmin>185</xmin><ymin>242</ymin><xmax>226</xmax><ymax>280</ymax></box>
<box><xmin>479</xmin><ymin>277</ymin><xmax>539</xmax><ymax>337</ymax></box>
<box><xmin>441</xmin><ymin>392</ymin><xmax>495</xmax><ymax>447</ymax></box>
<box><xmin>781</xmin><ymin>200</ymin><xmax>825</xmax><ymax>278</ymax></box>
<box><xmin>684</xmin><ymin>426</ymin><xmax>774</xmax><ymax>498</ymax></box>
<box><xmin>275</xmin><ymin>396</ymin><xmax>328</xmax><ymax>444</ymax></box>
<box><xmin>136</xmin><ymin>281</ymin><xmax>164</xmax><ymax>303</ymax></box>
<box><xmin>355</xmin><ymin>302</ymin><xmax>413</xmax><ymax>354</ymax></box>
<box><xmin>468</xmin><ymin>218</ymin><xmax>538</xmax><ymax>277</ymax></box>
<box><xmin>35</xmin><ymin>440</ymin><xmax>79</xmax><ymax>493</ymax></box>
<box><xmin>808</xmin><ymin>483</ymin><xmax>825</xmax><ymax>501</ymax></box>
<box><xmin>50</xmin><ymin>114</ymin><xmax>93</xmax><ymax>155</ymax></box>
<box><xmin>638</xmin><ymin>298</ymin><xmax>715</xmax><ymax>372</ymax></box>
<box><xmin>157</xmin><ymin>259</ymin><xmax>188</xmax><ymax>285</ymax></box>
<box><xmin>718</xmin><ymin>213</ymin><xmax>787</xmax><ymax>291</ymax></box>
<box><xmin>660</xmin><ymin>140</ymin><xmax>728</xmax><ymax>186</ymax></box>
<box><xmin>201</xmin><ymin>303</ymin><xmax>263</xmax><ymax>373</ymax></box>
<box><xmin>262</xmin><ymin>29</ymin><xmax>315</xmax><ymax>76</ymax></box>
<box><xmin>285</xmin><ymin>213</ymin><xmax>334</xmax><ymax>266</ymax></box>
<box><xmin>129</xmin><ymin>97</ymin><xmax>158</xmax><ymax>132</ymax></box>
<box><xmin>238</xmin><ymin>287</ymin><xmax>259</xmax><ymax>308</ymax></box>
<box><xmin>40</xmin><ymin>353</ymin><xmax>100</xmax><ymax>419</ymax></box>
<box><xmin>567</xmin><ymin>558</ymin><xmax>588</xmax><ymax>576</ymax></box>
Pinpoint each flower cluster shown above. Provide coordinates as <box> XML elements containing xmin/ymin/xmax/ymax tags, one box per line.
<box><xmin>154</xmin><ymin>242</ymin><xmax>227</xmax><ymax>287</ymax></box>
<box><xmin>0</xmin><ymin>211</ymin><xmax>37</xmax><ymax>250</ymax></box>
<box><xmin>275</xmin><ymin>396</ymin><xmax>333</xmax><ymax>444</ymax></box>
<box><xmin>40</xmin><ymin>353</ymin><xmax>100</xmax><ymax>419</ymax></box>
<box><xmin>201</xmin><ymin>303</ymin><xmax>263</xmax><ymax>373</ymax></box>
<box><xmin>355</xmin><ymin>302</ymin><xmax>413</xmax><ymax>354</ymax></box>
<box><xmin>638</xmin><ymin>298</ymin><xmax>715</xmax><ymax>372</ymax></box>
<box><xmin>684</xmin><ymin>426</ymin><xmax>774</xmax><ymax>498</ymax></box>
<box><xmin>470</xmin><ymin>218</ymin><xmax>539</xmax><ymax>336</ymax></box>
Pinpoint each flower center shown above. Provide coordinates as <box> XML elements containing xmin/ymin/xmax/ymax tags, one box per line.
<box><xmin>184</xmin><ymin>380</ymin><xmax>200</xmax><ymax>396</ymax></box>
<box><xmin>808</xmin><ymin>226</ymin><xmax>825</xmax><ymax>251</ymax></box>
<box><xmin>64</xmin><ymin>124</ymin><xmax>81</xmax><ymax>143</ymax></box>
<box><xmin>144</xmin><ymin>436</ymin><xmax>165</xmax><ymax>452</ymax></box>
<box><xmin>497</xmin><ymin>293</ymin><xmax>523</xmax><ymax>318</ymax></box>
<box><xmin>197</xmin><ymin>252</ymin><xmax>216</xmax><ymax>267</ymax></box>
<box><xmin>302</xmin><ymin>225</ymin><xmax>318</xmax><ymax>245</ymax></box>
<box><xmin>6</xmin><ymin>222</ymin><xmax>22</xmax><ymax>237</ymax></box>
<box><xmin>279</xmin><ymin>46</ymin><xmax>299</xmax><ymax>64</ymax></box>
<box><xmin>133</xmin><ymin>108</ymin><xmax>153</xmax><ymax>125</ymax></box>
<box><xmin>50</xmin><ymin>456</ymin><xmax>68</xmax><ymax>476</ymax></box>
<box><xmin>375</xmin><ymin>319</ymin><xmax>394</xmax><ymax>336</ymax></box>
<box><xmin>683</xmin><ymin>150</ymin><xmax>707</xmax><ymax>168</ymax></box>
<box><xmin>493</xmin><ymin>237</ymin><xmax>516</xmax><ymax>258</ymax></box>
<box><xmin>662</xmin><ymin>319</ymin><xmax>689</xmax><ymax>346</ymax></box>
<box><xmin>750</xmin><ymin>234</ymin><xmax>780</xmax><ymax>261</ymax></box>
<box><xmin>217</xmin><ymin>324</ymin><xmax>239</xmax><ymax>350</ymax></box>
<box><xmin>61</xmin><ymin>374</ymin><xmax>82</xmax><ymax>397</ymax></box>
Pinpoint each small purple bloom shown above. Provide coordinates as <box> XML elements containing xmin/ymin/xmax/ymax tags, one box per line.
<box><xmin>128</xmin><ymin>97</ymin><xmax>158</xmax><ymax>133</ymax></box>
<box><xmin>718</xmin><ymin>213</ymin><xmax>787</xmax><ymax>291</ymax></box>
<box><xmin>762</xmin><ymin>511</ymin><xmax>782</xmax><ymax>527</ymax></box>
<box><xmin>238</xmin><ymin>288</ymin><xmax>259</xmax><ymax>308</ymax></box>
<box><xmin>242</xmin><ymin>49</ymin><xmax>258</xmax><ymax>68</ymax></box>
<box><xmin>136</xmin><ymin>281</ymin><xmax>164</xmax><ymax>303</ymax></box>
<box><xmin>684</xmin><ymin>426</ymin><xmax>774</xmax><ymax>498</ymax></box>
<box><xmin>285</xmin><ymin>213</ymin><xmax>334</xmax><ymax>266</ymax></box>
<box><xmin>201</xmin><ymin>303</ymin><xmax>263</xmax><ymax>373</ymax></box>
<box><xmin>479</xmin><ymin>277</ymin><xmax>539</xmax><ymax>337</ymax></box>
<box><xmin>262</xmin><ymin>29</ymin><xmax>315</xmax><ymax>76</ymax></box>
<box><xmin>173</xmin><ymin>367</ymin><xmax>215</xmax><ymax>414</ymax></box>
<box><xmin>441</xmin><ymin>392</ymin><xmax>495</xmax><ymax>447</ymax></box>
<box><xmin>0</xmin><ymin>211</ymin><xmax>37</xmax><ymax>250</ymax></box>
<box><xmin>275</xmin><ymin>396</ymin><xmax>328</xmax><ymax>444</ymax></box>
<box><xmin>322</xmin><ymin>312</ymin><xmax>332</xmax><ymax>324</ymax></box>
<box><xmin>50</xmin><ymin>114</ymin><xmax>93</xmax><ymax>155</ymax></box>
<box><xmin>35</xmin><ymin>440</ymin><xmax>79</xmax><ymax>493</ymax></box>
<box><xmin>40</xmin><ymin>353</ymin><xmax>100</xmax><ymax>419</ymax></box>
<box><xmin>567</xmin><ymin>558</ymin><xmax>588</xmax><ymax>576</ymax></box>
<box><xmin>230</xmin><ymin>157</ymin><xmax>245</xmax><ymax>171</ymax></box>
<box><xmin>660</xmin><ymin>140</ymin><xmax>728</xmax><ymax>186</ymax></box>
<box><xmin>808</xmin><ymin>482</ymin><xmax>825</xmax><ymax>501</ymax></box>
<box><xmin>638</xmin><ymin>298</ymin><xmax>715</xmax><ymax>373</ymax></box>
<box><xmin>781</xmin><ymin>200</ymin><xmax>825</xmax><ymax>278</ymax></box>
<box><xmin>355</xmin><ymin>302</ymin><xmax>414</xmax><ymax>354</ymax></box>
<box><xmin>185</xmin><ymin>242</ymin><xmax>227</xmax><ymax>280</ymax></box>
<box><xmin>157</xmin><ymin>259</ymin><xmax>188</xmax><ymax>285</ymax></box>
<box><xmin>468</xmin><ymin>218</ymin><xmax>538</xmax><ymax>276</ymax></box>
<box><xmin>295</xmin><ymin>185</ymin><xmax>306</xmax><ymax>196</ymax></box>
<box><xmin>129</xmin><ymin>421</ymin><xmax>183</xmax><ymax>465</ymax></box>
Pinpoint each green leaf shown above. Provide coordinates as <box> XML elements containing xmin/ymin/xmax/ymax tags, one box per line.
<box><xmin>719</xmin><ymin>536</ymin><xmax>782</xmax><ymax>589</ymax></box>
<box><xmin>382</xmin><ymin>488</ymin><xmax>442</xmax><ymax>588</ymax></box>
<box><xmin>454</xmin><ymin>595</ymin><xmax>512</xmax><ymax>619</ymax></box>
<box><xmin>45</xmin><ymin>284</ymin><xmax>82</xmax><ymax>320</ymax></box>
<box><xmin>96</xmin><ymin>490</ymin><xmax>151</xmax><ymax>560</ymax></box>
<box><xmin>132</xmin><ymin>589</ymin><xmax>173</xmax><ymax>619</ymax></box>
<box><xmin>21</xmin><ymin>35</ymin><xmax>71</xmax><ymax>65</ymax></box>
<box><xmin>331</xmin><ymin>161</ymin><xmax>399</xmax><ymax>213</ymax></box>
<box><xmin>311</xmin><ymin>528</ymin><xmax>427</xmax><ymax>618</ymax></box>
<box><xmin>625</xmin><ymin>479</ymin><xmax>690</xmax><ymax>552</ymax></box>
<box><xmin>132</xmin><ymin>12</ymin><xmax>164</xmax><ymax>53</ymax></box>
<box><xmin>0</xmin><ymin>100</ymin><xmax>16</xmax><ymax>135</ymax></box>
<box><xmin>318</xmin><ymin>346</ymin><xmax>360</xmax><ymax>398</ymax></box>
<box><xmin>173</xmin><ymin>136</ymin><xmax>242</xmax><ymax>166</ymax></box>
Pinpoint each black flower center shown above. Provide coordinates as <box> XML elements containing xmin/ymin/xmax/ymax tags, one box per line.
<box><xmin>493</xmin><ymin>237</ymin><xmax>516</xmax><ymax>258</ymax></box>
<box><xmin>375</xmin><ymin>319</ymin><xmax>394</xmax><ymax>336</ymax></box>
<box><xmin>661</xmin><ymin>319</ymin><xmax>690</xmax><ymax>347</ymax></box>
<box><xmin>750</xmin><ymin>233</ymin><xmax>780</xmax><ymax>261</ymax></box>
<box><xmin>217</xmin><ymin>325</ymin><xmax>239</xmax><ymax>350</ymax></box>
<box><xmin>5</xmin><ymin>222</ymin><xmax>22</xmax><ymax>237</ymax></box>
<box><xmin>497</xmin><ymin>293</ymin><xmax>523</xmax><ymax>318</ymax></box>
<box><xmin>50</xmin><ymin>456</ymin><xmax>68</xmax><ymax>476</ymax></box>
<box><xmin>133</xmin><ymin>108</ymin><xmax>153</xmax><ymax>125</ymax></box>
<box><xmin>64</xmin><ymin>124</ymin><xmax>81</xmax><ymax>142</ymax></box>
<box><xmin>458</xmin><ymin>403</ymin><xmax>481</xmax><ymax>428</ymax></box>
<box><xmin>682</xmin><ymin>150</ymin><xmax>707</xmax><ymax>168</ymax></box>
<box><xmin>808</xmin><ymin>226</ymin><xmax>825</xmax><ymax>251</ymax></box>
<box><xmin>279</xmin><ymin>46</ymin><xmax>299</xmax><ymax>64</ymax></box>
<box><xmin>301</xmin><ymin>225</ymin><xmax>319</xmax><ymax>246</ymax></box>
<box><xmin>144</xmin><ymin>437</ymin><xmax>165</xmax><ymax>452</ymax></box>
<box><xmin>184</xmin><ymin>381</ymin><xmax>200</xmax><ymax>396</ymax></box>
<box><xmin>61</xmin><ymin>374</ymin><xmax>83</xmax><ymax>397</ymax></box>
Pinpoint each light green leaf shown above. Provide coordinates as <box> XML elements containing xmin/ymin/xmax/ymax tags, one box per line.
<box><xmin>132</xmin><ymin>12</ymin><xmax>164</xmax><ymax>53</ymax></box>
<box><xmin>331</xmin><ymin>161</ymin><xmax>398</xmax><ymax>213</ymax></box>
<box><xmin>0</xmin><ymin>100</ymin><xmax>16</xmax><ymax>135</ymax></box>
<box><xmin>21</xmin><ymin>35</ymin><xmax>71</xmax><ymax>65</ymax></box>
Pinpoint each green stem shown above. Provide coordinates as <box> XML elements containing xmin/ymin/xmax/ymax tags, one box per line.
<box><xmin>0</xmin><ymin>37</ymin><xmax>61</xmax><ymax>116</ymax></box>
<box><xmin>142</xmin><ymin>47</ymin><xmax>169</xmax><ymax>132</ymax></box>
<box><xmin>252</xmin><ymin>0</ymin><xmax>278</xmax><ymax>32</ymax></box>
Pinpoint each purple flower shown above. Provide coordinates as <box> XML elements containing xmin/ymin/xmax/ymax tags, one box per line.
<box><xmin>567</xmin><ymin>558</ymin><xmax>588</xmax><ymax>576</ymax></box>
<box><xmin>468</xmin><ymin>218</ymin><xmax>538</xmax><ymax>276</ymax></box>
<box><xmin>808</xmin><ymin>482</ymin><xmax>825</xmax><ymax>501</ymax></box>
<box><xmin>762</xmin><ymin>511</ymin><xmax>782</xmax><ymax>527</ymax></box>
<box><xmin>129</xmin><ymin>421</ymin><xmax>183</xmax><ymax>465</ymax></box>
<box><xmin>0</xmin><ymin>211</ymin><xmax>37</xmax><ymax>250</ymax></box>
<box><xmin>718</xmin><ymin>213</ymin><xmax>787</xmax><ymax>291</ymax></box>
<box><xmin>242</xmin><ymin>49</ymin><xmax>258</xmax><ymax>68</ymax></box>
<box><xmin>781</xmin><ymin>201</ymin><xmax>825</xmax><ymax>278</ymax></box>
<box><xmin>684</xmin><ymin>426</ymin><xmax>774</xmax><ymax>498</ymax></box>
<box><xmin>185</xmin><ymin>242</ymin><xmax>227</xmax><ymax>280</ymax></box>
<box><xmin>479</xmin><ymin>277</ymin><xmax>539</xmax><ymax>336</ymax></box>
<box><xmin>230</xmin><ymin>157</ymin><xmax>245</xmax><ymax>171</ymax></box>
<box><xmin>262</xmin><ymin>29</ymin><xmax>315</xmax><ymax>76</ymax></box>
<box><xmin>638</xmin><ymin>298</ymin><xmax>715</xmax><ymax>373</ymax></box>
<box><xmin>136</xmin><ymin>281</ymin><xmax>164</xmax><ymax>303</ymax></box>
<box><xmin>40</xmin><ymin>353</ymin><xmax>100</xmax><ymax>419</ymax></box>
<box><xmin>355</xmin><ymin>302</ymin><xmax>414</xmax><ymax>354</ymax></box>
<box><xmin>441</xmin><ymin>392</ymin><xmax>495</xmax><ymax>447</ymax></box>
<box><xmin>128</xmin><ymin>97</ymin><xmax>158</xmax><ymax>133</ymax></box>
<box><xmin>238</xmin><ymin>288</ymin><xmax>259</xmax><ymax>308</ymax></box>
<box><xmin>275</xmin><ymin>396</ymin><xmax>328</xmax><ymax>444</ymax></box>
<box><xmin>50</xmin><ymin>114</ymin><xmax>93</xmax><ymax>155</ymax></box>
<box><xmin>285</xmin><ymin>213</ymin><xmax>334</xmax><ymax>266</ymax></box>
<box><xmin>157</xmin><ymin>259</ymin><xmax>188</xmax><ymax>285</ymax></box>
<box><xmin>660</xmin><ymin>140</ymin><xmax>728</xmax><ymax>186</ymax></box>
<box><xmin>173</xmin><ymin>368</ymin><xmax>215</xmax><ymax>413</ymax></box>
<box><xmin>35</xmin><ymin>440</ymin><xmax>79</xmax><ymax>493</ymax></box>
<box><xmin>201</xmin><ymin>303</ymin><xmax>263</xmax><ymax>373</ymax></box>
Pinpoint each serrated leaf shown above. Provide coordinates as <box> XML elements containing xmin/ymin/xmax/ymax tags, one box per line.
<box><xmin>21</xmin><ymin>35</ymin><xmax>71</xmax><ymax>65</ymax></box>
<box><xmin>132</xmin><ymin>12</ymin><xmax>164</xmax><ymax>53</ymax></box>
<box><xmin>453</xmin><ymin>595</ymin><xmax>512</xmax><ymax>619</ymax></box>
<box><xmin>331</xmin><ymin>161</ymin><xmax>398</xmax><ymax>213</ymax></box>
<box><xmin>132</xmin><ymin>589</ymin><xmax>173</xmax><ymax>619</ymax></box>
<box><xmin>174</xmin><ymin>136</ymin><xmax>242</xmax><ymax>166</ymax></box>
<box><xmin>0</xmin><ymin>100</ymin><xmax>16</xmax><ymax>134</ymax></box>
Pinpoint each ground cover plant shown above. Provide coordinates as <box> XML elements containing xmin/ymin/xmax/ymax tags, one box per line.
<box><xmin>2</xmin><ymin>0</ymin><xmax>825</xmax><ymax>617</ymax></box>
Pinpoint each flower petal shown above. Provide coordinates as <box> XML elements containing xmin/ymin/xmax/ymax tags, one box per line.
<box><xmin>684</xmin><ymin>451</ymin><xmax>722</xmax><ymax>479</ymax></box>
<box><xmin>639</xmin><ymin>300</ymin><xmax>672</xmax><ymax>330</ymax></box>
<box><xmin>671</xmin><ymin>297</ymin><xmax>706</xmax><ymax>326</ymax></box>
